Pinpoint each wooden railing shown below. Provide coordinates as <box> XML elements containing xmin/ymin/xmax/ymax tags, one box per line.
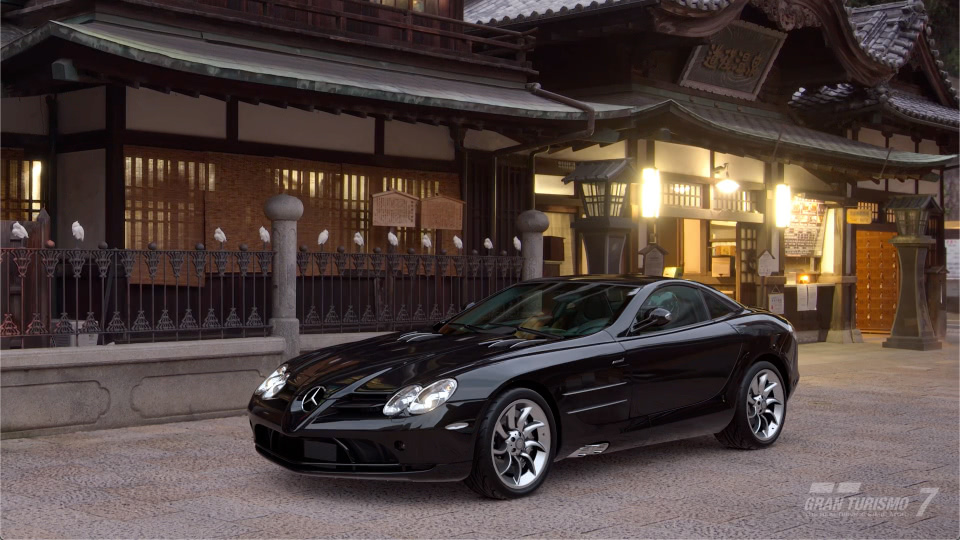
<box><xmin>180</xmin><ymin>0</ymin><xmax>534</xmax><ymax>65</ymax></box>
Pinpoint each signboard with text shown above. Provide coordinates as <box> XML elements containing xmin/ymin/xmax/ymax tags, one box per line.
<box><xmin>420</xmin><ymin>195</ymin><xmax>465</xmax><ymax>230</ymax></box>
<box><xmin>372</xmin><ymin>190</ymin><xmax>419</xmax><ymax>228</ymax></box>
<box><xmin>679</xmin><ymin>21</ymin><xmax>786</xmax><ymax>101</ymax></box>
<box><xmin>784</xmin><ymin>197</ymin><xmax>827</xmax><ymax>257</ymax></box>
<box><xmin>847</xmin><ymin>208</ymin><xmax>873</xmax><ymax>225</ymax></box>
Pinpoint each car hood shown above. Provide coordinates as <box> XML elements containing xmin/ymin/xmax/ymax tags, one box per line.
<box><xmin>286</xmin><ymin>330</ymin><xmax>554</xmax><ymax>396</ymax></box>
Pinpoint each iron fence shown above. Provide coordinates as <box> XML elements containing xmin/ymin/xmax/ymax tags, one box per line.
<box><xmin>0</xmin><ymin>244</ymin><xmax>273</xmax><ymax>349</ymax></box>
<box><xmin>297</xmin><ymin>247</ymin><xmax>524</xmax><ymax>333</ymax></box>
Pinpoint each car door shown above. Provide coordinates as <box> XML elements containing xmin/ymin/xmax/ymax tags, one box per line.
<box><xmin>620</xmin><ymin>284</ymin><xmax>743</xmax><ymax>419</ymax></box>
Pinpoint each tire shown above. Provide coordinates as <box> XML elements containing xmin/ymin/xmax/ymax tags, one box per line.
<box><xmin>464</xmin><ymin>388</ymin><xmax>556</xmax><ymax>499</ymax></box>
<box><xmin>716</xmin><ymin>361</ymin><xmax>787</xmax><ymax>450</ymax></box>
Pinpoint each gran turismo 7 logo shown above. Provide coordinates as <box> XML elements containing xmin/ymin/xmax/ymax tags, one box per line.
<box><xmin>804</xmin><ymin>482</ymin><xmax>939</xmax><ymax>518</ymax></box>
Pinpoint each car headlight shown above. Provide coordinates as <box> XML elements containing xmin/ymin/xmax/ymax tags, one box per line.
<box><xmin>255</xmin><ymin>365</ymin><xmax>289</xmax><ymax>399</ymax></box>
<box><xmin>383</xmin><ymin>378</ymin><xmax>457</xmax><ymax>416</ymax></box>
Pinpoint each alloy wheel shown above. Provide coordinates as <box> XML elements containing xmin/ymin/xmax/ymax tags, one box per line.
<box><xmin>746</xmin><ymin>368</ymin><xmax>785</xmax><ymax>441</ymax></box>
<box><xmin>491</xmin><ymin>399</ymin><xmax>551</xmax><ymax>488</ymax></box>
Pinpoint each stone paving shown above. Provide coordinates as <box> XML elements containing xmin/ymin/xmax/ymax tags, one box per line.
<box><xmin>2</xmin><ymin>336</ymin><xmax>958</xmax><ymax>539</ymax></box>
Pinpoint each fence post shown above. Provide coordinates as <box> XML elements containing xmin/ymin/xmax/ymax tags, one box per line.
<box><xmin>264</xmin><ymin>194</ymin><xmax>304</xmax><ymax>359</ymax></box>
<box><xmin>517</xmin><ymin>209</ymin><xmax>548</xmax><ymax>281</ymax></box>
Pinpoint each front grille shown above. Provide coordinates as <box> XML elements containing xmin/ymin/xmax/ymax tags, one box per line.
<box><xmin>254</xmin><ymin>425</ymin><xmax>406</xmax><ymax>470</ymax></box>
<box><xmin>316</xmin><ymin>391</ymin><xmax>392</xmax><ymax>420</ymax></box>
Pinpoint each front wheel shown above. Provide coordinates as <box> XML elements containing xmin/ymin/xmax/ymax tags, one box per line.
<box><xmin>464</xmin><ymin>388</ymin><xmax>555</xmax><ymax>499</ymax></box>
<box><xmin>716</xmin><ymin>361</ymin><xmax>787</xmax><ymax>449</ymax></box>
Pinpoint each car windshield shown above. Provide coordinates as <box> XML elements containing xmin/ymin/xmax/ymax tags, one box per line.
<box><xmin>442</xmin><ymin>282</ymin><xmax>640</xmax><ymax>339</ymax></box>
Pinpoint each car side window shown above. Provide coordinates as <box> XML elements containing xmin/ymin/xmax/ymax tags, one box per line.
<box><xmin>701</xmin><ymin>290</ymin><xmax>737</xmax><ymax>320</ymax></box>
<box><xmin>635</xmin><ymin>285</ymin><xmax>708</xmax><ymax>333</ymax></box>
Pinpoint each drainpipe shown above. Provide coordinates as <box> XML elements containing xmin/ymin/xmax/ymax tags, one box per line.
<box><xmin>493</xmin><ymin>84</ymin><xmax>596</xmax><ymax>157</ymax></box>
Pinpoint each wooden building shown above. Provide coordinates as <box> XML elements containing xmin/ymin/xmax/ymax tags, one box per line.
<box><xmin>465</xmin><ymin>0</ymin><xmax>958</xmax><ymax>341</ymax></box>
<box><xmin>1</xmin><ymin>0</ymin><xmax>635</xmax><ymax>256</ymax></box>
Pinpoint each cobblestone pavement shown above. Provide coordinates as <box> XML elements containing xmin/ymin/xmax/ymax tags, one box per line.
<box><xmin>2</xmin><ymin>337</ymin><xmax>958</xmax><ymax>539</ymax></box>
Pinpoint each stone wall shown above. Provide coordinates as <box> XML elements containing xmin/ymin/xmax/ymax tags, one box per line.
<box><xmin>0</xmin><ymin>332</ymin><xmax>390</xmax><ymax>438</ymax></box>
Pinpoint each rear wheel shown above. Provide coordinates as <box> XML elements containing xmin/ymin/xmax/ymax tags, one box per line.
<box><xmin>716</xmin><ymin>361</ymin><xmax>786</xmax><ymax>449</ymax></box>
<box><xmin>464</xmin><ymin>388</ymin><xmax>555</xmax><ymax>499</ymax></box>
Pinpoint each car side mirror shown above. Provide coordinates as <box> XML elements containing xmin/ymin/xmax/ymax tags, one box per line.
<box><xmin>631</xmin><ymin>307</ymin><xmax>672</xmax><ymax>333</ymax></box>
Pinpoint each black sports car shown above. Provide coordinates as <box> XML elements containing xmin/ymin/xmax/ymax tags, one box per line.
<box><xmin>249</xmin><ymin>276</ymin><xmax>799</xmax><ymax>499</ymax></box>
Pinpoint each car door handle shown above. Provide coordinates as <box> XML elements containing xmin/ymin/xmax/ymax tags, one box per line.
<box><xmin>612</xmin><ymin>358</ymin><xmax>625</xmax><ymax>365</ymax></box>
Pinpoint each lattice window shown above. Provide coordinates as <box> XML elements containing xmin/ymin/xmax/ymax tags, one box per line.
<box><xmin>714</xmin><ymin>190</ymin><xmax>759</xmax><ymax>213</ymax></box>
<box><xmin>857</xmin><ymin>201</ymin><xmax>879</xmax><ymax>223</ymax></box>
<box><xmin>124</xmin><ymin>149</ymin><xmax>210</xmax><ymax>250</ymax></box>
<box><xmin>663</xmin><ymin>182</ymin><xmax>702</xmax><ymax>208</ymax></box>
<box><xmin>1</xmin><ymin>149</ymin><xmax>43</xmax><ymax>222</ymax></box>
<box><xmin>886</xmin><ymin>209</ymin><xmax>896</xmax><ymax>223</ymax></box>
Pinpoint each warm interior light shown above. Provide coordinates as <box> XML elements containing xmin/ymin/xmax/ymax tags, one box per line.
<box><xmin>799</xmin><ymin>274</ymin><xmax>811</xmax><ymax>284</ymax></box>
<box><xmin>775</xmin><ymin>183</ymin><xmax>792</xmax><ymax>228</ymax></box>
<box><xmin>716</xmin><ymin>179</ymin><xmax>739</xmax><ymax>194</ymax></box>
<box><xmin>641</xmin><ymin>168</ymin><xmax>661</xmax><ymax>219</ymax></box>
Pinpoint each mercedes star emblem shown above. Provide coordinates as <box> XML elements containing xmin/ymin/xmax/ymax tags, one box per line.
<box><xmin>301</xmin><ymin>386</ymin><xmax>325</xmax><ymax>412</ymax></box>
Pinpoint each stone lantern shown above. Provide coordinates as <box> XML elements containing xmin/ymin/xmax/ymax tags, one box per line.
<box><xmin>882</xmin><ymin>195</ymin><xmax>943</xmax><ymax>351</ymax></box>
<box><xmin>562</xmin><ymin>159</ymin><xmax>635</xmax><ymax>274</ymax></box>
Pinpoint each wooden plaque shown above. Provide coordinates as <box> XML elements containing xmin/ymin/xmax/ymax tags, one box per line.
<box><xmin>420</xmin><ymin>195</ymin><xmax>464</xmax><ymax>230</ymax></box>
<box><xmin>847</xmin><ymin>208</ymin><xmax>873</xmax><ymax>225</ymax></box>
<box><xmin>372</xmin><ymin>190</ymin><xmax>419</xmax><ymax>228</ymax></box>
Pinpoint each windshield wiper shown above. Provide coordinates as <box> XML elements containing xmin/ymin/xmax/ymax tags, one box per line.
<box><xmin>513</xmin><ymin>326</ymin><xmax>564</xmax><ymax>340</ymax></box>
<box><xmin>444</xmin><ymin>322</ymin><xmax>491</xmax><ymax>333</ymax></box>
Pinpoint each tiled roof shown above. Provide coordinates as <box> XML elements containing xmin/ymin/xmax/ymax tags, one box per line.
<box><xmin>464</xmin><ymin>0</ymin><xmax>658</xmax><ymax>26</ymax></box>
<box><xmin>0</xmin><ymin>24</ymin><xmax>28</xmax><ymax>47</ymax></box>
<box><xmin>789</xmin><ymin>85</ymin><xmax>959</xmax><ymax>128</ymax></box>
<box><xmin>585</xmin><ymin>90</ymin><xmax>955</xmax><ymax>170</ymax></box>
<box><xmin>1</xmin><ymin>18</ymin><xmax>633</xmax><ymax>121</ymax></box>
<box><xmin>847</xmin><ymin>0</ymin><xmax>958</xmax><ymax>103</ymax></box>
<box><xmin>847</xmin><ymin>0</ymin><xmax>925</xmax><ymax>70</ymax></box>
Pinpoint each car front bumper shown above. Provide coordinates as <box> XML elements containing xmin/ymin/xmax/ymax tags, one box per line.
<box><xmin>248</xmin><ymin>398</ymin><xmax>485</xmax><ymax>482</ymax></box>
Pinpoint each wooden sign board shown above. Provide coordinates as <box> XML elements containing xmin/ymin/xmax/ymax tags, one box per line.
<box><xmin>420</xmin><ymin>195</ymin><xmax>464</xmax><ymax>230</ymax></box>
<box><xmin>372</xmin><ymin>190</ymin><xmax>418</xmax><ymax>228</ymax></box>
<box><xmin>758</xmin><ymin>250</ymin><xmax>777</xmax><ymax>277</ymax></box>
<box><xmin>679</xmin><ymin>21</ymin><xmax>786</xmax><ymax>101</ymax></box>
<box><xmin>847</xmin><ymin>208</ymin><xmax>873</xmax><ymax>225</ymax></box>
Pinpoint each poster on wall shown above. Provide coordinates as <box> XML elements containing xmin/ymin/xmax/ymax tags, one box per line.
<box><xmin>946</xmin><ymin>239</ymin><xmax>959</xmax><ymax>278</ymax></box>
<box><xmin>784</xmin><ymin>197</ymin><xmax>827</xmax><ymax>257</ymax></box>
<box><xmin>796</xmin><ymin>285</ymin><xmax>809</xmax><ymax>311</ymax></box>
<box><xmin>769</xmin><ymin>293</ymin><xmax>785</xmax><ymax>315</ymax></box>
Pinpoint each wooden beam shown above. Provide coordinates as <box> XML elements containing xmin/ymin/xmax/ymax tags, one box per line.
<box><xmin>121</xmin><ymin>130</ymin><xmax>458</xmax><ymax>172</ymax></box>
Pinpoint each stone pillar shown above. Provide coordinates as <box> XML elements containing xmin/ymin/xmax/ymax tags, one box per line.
<box><xmin>264</xmin><ymin>194</ymin><xmax>304</xmax><ymax>359</ymax></box>
<box><xmin>517</xmin><ymin>209</ymin><xmax>549</xmax><ymax>280</ymax></box>
<box><xmin>883</xmin><ymin>236</ymin><xmax>942</xmax><ymax>351</ymax></box>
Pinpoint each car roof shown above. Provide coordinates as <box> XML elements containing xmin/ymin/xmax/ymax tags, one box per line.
<box><xmin>527</xmin><ymin>274</ymin><xmax>672</xmax><ymax>287</ymax></box>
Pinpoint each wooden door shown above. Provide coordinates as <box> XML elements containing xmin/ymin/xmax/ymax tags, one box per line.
<box><xmin>855</xmin><ymin>230</ymin><xmax>899</xmax><ymax>333</ymax></box>
<box><xmin>737</xmin><ymin>223</ymin><xmax>760</xmax><ymax>307</ymax></box>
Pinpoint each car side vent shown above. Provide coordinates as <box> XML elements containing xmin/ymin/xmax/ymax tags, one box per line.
<box><xmin>396</xmin><ymin>332</ymin><xmax>442</xmax><ymax>343</ymax></box>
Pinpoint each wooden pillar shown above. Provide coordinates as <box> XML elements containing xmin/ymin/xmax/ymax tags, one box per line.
<box><xmin>104</xmin><ymin>85</ymin><xmax>126</xmax><ymax>249</ymax></box>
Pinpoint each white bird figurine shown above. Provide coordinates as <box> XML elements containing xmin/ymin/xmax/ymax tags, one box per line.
<box><xmin>353</xmin><ymin>232</ymin><xmax>364</xmax><ymax>248</ymax></box>
<box><xmin>387</xmin><ymin>231</ymin><xmax>399</xmax><ymax>247</ymax></box>
<box><xmin>421</xmin><ymin>233</ymin><xmax>432</xmax><ymax>251</ymax></box>
<box><xmin>483</xmin><ymin>238</ymin><xmax>493</xmax><ymax>250</ymax></box>
<box><xmin>453</xmin><ymin>235</ymin><xmax>463</xmax><ymax>251</ymax></box>
<box><xmin>513</xmin><ymin>236</ymin><xmax>522</xmax><ymax>252</ymax></box>
<box><xmin>317</xmin><ymin>229</ymin><xmax>329</xmax><ymax>247</ymax></box>
<box><xmin>11</xmin><ymin>221</ymin><xmax>28</xmax><ymax>240</ymax></box>
<box><xmin>72</xmin><ymin>221</ymin><xmax>84</xmax><ymax>242</ymax></box>
<box><xmin>259</xmin><ymin>226</ymin><xmax>270</xmax><ymax>244</ymax></box>
<box><xmin>214</xmin><ymin>227</ymin><xmax>226</xmax><ymax>245</ymax></box>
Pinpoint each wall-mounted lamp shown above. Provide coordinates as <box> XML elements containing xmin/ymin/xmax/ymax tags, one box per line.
<box><xmin>775</xmin><ymin>183</ymin><xmax>792</xmax><ymax>228</ymax></box>
<box><xmin>640</xmin><ymin>168</ymin><xmax>661</xmax><ymax>219</ymax></box>
<box><xmin>716</xmin><ymin>179</ymin><xmax>740</xmax><ymax>194</ymax></box>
